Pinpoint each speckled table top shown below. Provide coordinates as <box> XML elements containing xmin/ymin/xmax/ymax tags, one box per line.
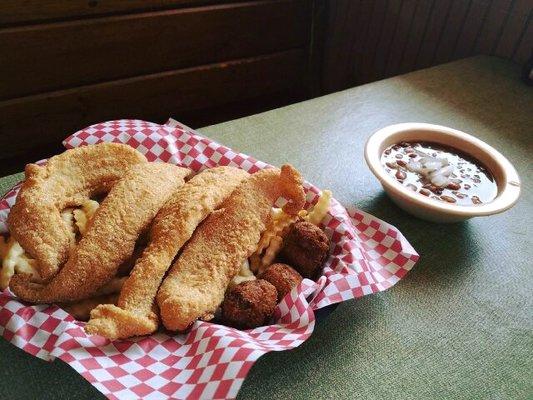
<box><xmin>1</xmin><ymin>56</ymin><xmax>532</xmax><ymax>399</ymax></box>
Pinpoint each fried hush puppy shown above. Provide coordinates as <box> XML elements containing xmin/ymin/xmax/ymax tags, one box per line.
<box><xmin>260</xmin><ymin>263</ymin><xmax>302</xmax><ymax>301</ymax></box>
<box><xmin>280</xmin><ymin>221</ymin><xmax>330</xmax><ymax>279</ymax></box>
<box><xmin>7</xmin><ymin>143</ymin><xmax>147</xmax><ymax>279</ymax></box>
<box><xmin>10</xmin><ymin>163</ymin><xmax>190</xmax><ymax>303</ymax></box>
<box><xmin>221</xmin><ymin>280</ymin><xmax>278</xmax><ymax>329</ymax></box>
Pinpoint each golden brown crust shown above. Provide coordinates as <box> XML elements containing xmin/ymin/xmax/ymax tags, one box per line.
<box><xmin>221</xmin><ymin>279</ymin><xmax>278</xmax><ymax>329</ymax></box>
<box><xmin>280</xmin><ymin>221</ymin><xmax>330</xmax><ymax>279</ymax></box>
<box><xmin>7</xmin><ymin>143</ymin><xmax>147</xmax><ymax>280</ymax></box>
<box><xmin>9</xmin><ymin>162</ymin><xmax>190</xmax><ymax>303</ymax></box>
<box><xmin>260</xmin><ymin>263</ymin><xmax>302</xmax><ymax>301</ymax></box>
<box><xmin>157</xmin><ymin>164</ymin><xmax>305</xmax><ymax>331</ymax></box>
<box><xmin>85</xmin><ymin>167</ymin><xmax>249</xmax><ymax>339</ymax></box>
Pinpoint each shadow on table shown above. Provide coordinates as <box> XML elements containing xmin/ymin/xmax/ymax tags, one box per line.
<box><xmin>0</xmin><ymin>338</ymin><xmax>103</xmax><ymax>400</ymax></box>
<box><xmin>361</xmin><ymin>191</ymin><xmax>482</xmax><ymax>286</ymax></box>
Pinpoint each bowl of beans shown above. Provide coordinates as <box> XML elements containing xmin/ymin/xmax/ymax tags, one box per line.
<box><xmin>364</xmin><ymin>123</ymin><xmax>521</xmax><ymax>223</ymax></box>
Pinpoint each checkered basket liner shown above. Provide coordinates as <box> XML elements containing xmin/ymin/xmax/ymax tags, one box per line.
<box><xmin>0</xmin><ymin>120</ymin><xmax>419</xmax><ymax>399</ymax></box>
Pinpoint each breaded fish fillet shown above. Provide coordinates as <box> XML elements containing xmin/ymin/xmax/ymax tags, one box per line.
<box><xmin>157</xmin><ymin>165</ymin><xmax>305</xmax><ymax>331</ymax></box>
<box><xmin>85</xmin><ymin>167</ymin><xmax>249</xmax><ymax>339</ymax></box>
<box><xmin>7</xmin><ymin>143</ymin><xmax>147</xmax><ymax>280</ymax></box>
<box><xmin>9</xmin><ymin>163</ymin><xmax>190</xmax><ymax>303</ymax></box>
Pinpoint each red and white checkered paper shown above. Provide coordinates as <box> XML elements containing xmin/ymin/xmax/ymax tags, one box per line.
<box><xmin>0</xmin><ymin>120</ymin><xmax>418</xmax><ymax>399</ymax></box>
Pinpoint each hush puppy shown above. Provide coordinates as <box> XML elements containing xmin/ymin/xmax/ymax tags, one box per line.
<box><xmin>280</xmin><ymin>221</ymin><xmax>330</xmax><ymax>279</ymax></box>
<box><xmin>221</xmin><ymin>279</ymin><xmax>277</xmax><ymax>329</ymax></box>
<box><xmin>260</xmin><ymin>263</ymin><xmax>302</xmax><ymax>301</ymax></box>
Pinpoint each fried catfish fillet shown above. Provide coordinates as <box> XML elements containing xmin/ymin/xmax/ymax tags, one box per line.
<box><xmin>157</xmin><ymin>165</ymin><xmax>305</xmax><ymax>331</ymax></box>
<box><xmin>85</xmin><ymin>167</ymin><xmax>249</xmax><ymax>339</ymax></box>
<box><xmin>10</xmin><ymin>162</ymin><xmax>190</xmax><ymax>303</ymax></box>
<box><xmin>7</xmin><ymin>143</ymin><xmax>147</xmax><ymax>279</ymax></box>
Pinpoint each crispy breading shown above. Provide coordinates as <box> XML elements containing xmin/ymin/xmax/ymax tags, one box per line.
<box><xmin>157</xmin><ymin>165</ymin><xmax>305</xmax><ymax>331</ymax></box>
<box><xmin>7</xmin><ymin>143</ymin><xmax>147</xmax><ymax>279</ymax></box>
<box><xmin>9</xmin><ymin>162</ymin><xmax>190</xmax><ymax>303</ymax></box>
<box><xmin>221</xmin><ymin>279</ymin><xmax>278</xmax><ymax>329</ymax></box>
<box><xmin>279</xmin><ymin>221</ymin><xmax>330</xmax><ymax>279</ymax></box>
<box><xmin>259</xmin><ymin>263</ymin><xmax>302</xmax><ymax>301</ymax></box>
<box><xmin>85</xmin><ymin>167</ymin><xmax>249</xmax><ymax>339</ymax></box>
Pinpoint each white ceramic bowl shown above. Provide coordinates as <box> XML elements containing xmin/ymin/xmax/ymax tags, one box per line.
<box><xmin>364</xmin><ymin>123</ymin><xmax>521</xmax><ymax>223</ymax></box>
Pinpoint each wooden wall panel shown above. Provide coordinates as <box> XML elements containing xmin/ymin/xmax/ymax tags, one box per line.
<box><xmin>384</xmin><ymin>0</ymin><xmax>418</xmax><ymax>77</ymax></box>
<box><xmin>513</xmin><ymin>15</ymin><xmax>533</xmax><ymax>63</ymax></box>
<box><xmin>452</xmin><ymin>0</ymin><xmax>491</xmax><ymax>60</ymax></box>
<box><xmin>322</xmin><ymin>0</ymin><xmax>371</xmax><ymax>92</ymax></box>
<box><xmin>0</xmin><ymin>0</ymin><xmax>245</xmax><ymax>25</ymax></box>
<box><xmin>415</xmin><ymin>0</ymin><xmax>454</xmax><ymax>69</ymax></box>
<box><xmin>358</xmin><ymin>0</ymin><xmax>389</xmax><ymax>84</ymax></box>
<box><xmin>0</xmin><ymin>0</ymin><xmax>315</xmax><ymax>175</ymax></box>
<box><xmin>323</xmin><ymin>0</ymin><xmax>533</xmax><ymax>92</ymax></box>
<box><xmin>397</xmin><ymin>0</ymin><xmax>433</xmax><ymax>75</ymax></box>
<box><xmin>474</xmin><ymin>0</ymin><xmax>514</xmax><ymax>55</ymax></box>
<box><xmin>372</xmin><ymin>0</ymin><xmax>403</xmax><ymax>81</ymax></box>
<box><xmin>0</xmin><ymin>0</ymin><xmax>310</xmax><ymax>99</ymax></box>
<box><xmin>432</xmin><ymin>0</ymin><xmax>471</xmax><ymax>65</ymax></box>
<box><xmin>494</xmin><ymin>0</ymin><xmax>532</xmax><ymax>59</ymax></box>
<box><xmin>349</xmin><ymin>0</ymin><xmax>377</xmax><ymax>79</ymax></box>
<box><xmin>0</xmin><ymin>50</ymin><xmax>305</xmax><ymax>161</ymax></box>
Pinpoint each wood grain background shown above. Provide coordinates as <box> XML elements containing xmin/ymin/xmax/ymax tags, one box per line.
<box><xmin>322</xmin><ymin>0</ymin><xmax>533</xmax><ymax>92</ymax></box>
<box><xmin>0</xmin><ymin>0</ymin><xmax>316</xmax><ymax>173</ymax></box>
<box><xmin>0</xmin><ymin>0</ymin><xmax>530</xmax><ymax>174</ymax></box>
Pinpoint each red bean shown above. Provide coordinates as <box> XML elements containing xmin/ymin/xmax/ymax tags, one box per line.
<box><xmin>396</xmin><ymin>159</ymin><xmax>407</xmax><ymax>166</ymax></box>
<box><xmin>447</xmin><ymin>182</ymin><xmax>461</xmax><ymax>190</ymax></box>
<box><xmin>408</xmin><ymin>153</ymin><xmax>417</xmax><ymax>158</ymax></box>
<box><xmin>384</xmin><ymin>148</ymin><xmax>391</xmax><ymax>155</ymax></box>
<box><xmin>471</xmin><ymin>196</ymin><xmax>482</xmax><ymax>204</ymax></box>
<box><xmin>419</xmin><ymin>188</ymin><xmax>431</xmax><ymax>196</ymax></box>
<box><xmin>395</xmin><ymin>170</ymin><xmax>406</xmax><ymax>180</ymax></box>
<box><xmin>423</xmin><ymin>184</ymin><xmax>440</xmax><ymax>193</ymax></box>
<box><xmin>386</xmin><ymin>162</ymin><xmax>396</xmax><ymax>168</ymax></box>
<box><xmin>395</xmin><ymin>154</ymin><xmax>403</xmax><ymax>159</ymax></box>
<box><xmin>405</xmin><ymin>147</ymin><xmax>414</xmax><ymax>153</ymax></box>
<box><xmin>464</xmin><ymin>184</ymin><xmax>471</xmax><ymax>190</ymax></box>
<box><xmin>440</xmin><ymin>195</ymin><xmax>456</xmax><ymax>203</ymax></box>
<box><xmin>406</xmin><ymin>183</ymin><xmax>417</xmax><ymax>191</ymax></box>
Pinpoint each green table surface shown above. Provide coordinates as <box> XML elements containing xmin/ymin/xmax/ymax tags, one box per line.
<box><xmin>1</xmin><ymin>56</ymin><xmax>531</xmax><ymax>399</ymax></box>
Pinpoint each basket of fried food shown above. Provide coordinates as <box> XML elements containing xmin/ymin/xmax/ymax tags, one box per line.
<box><xmin>0</xmin><ymin>142</ymin><xmax>334</xmax><ymax>339</ymax></box>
